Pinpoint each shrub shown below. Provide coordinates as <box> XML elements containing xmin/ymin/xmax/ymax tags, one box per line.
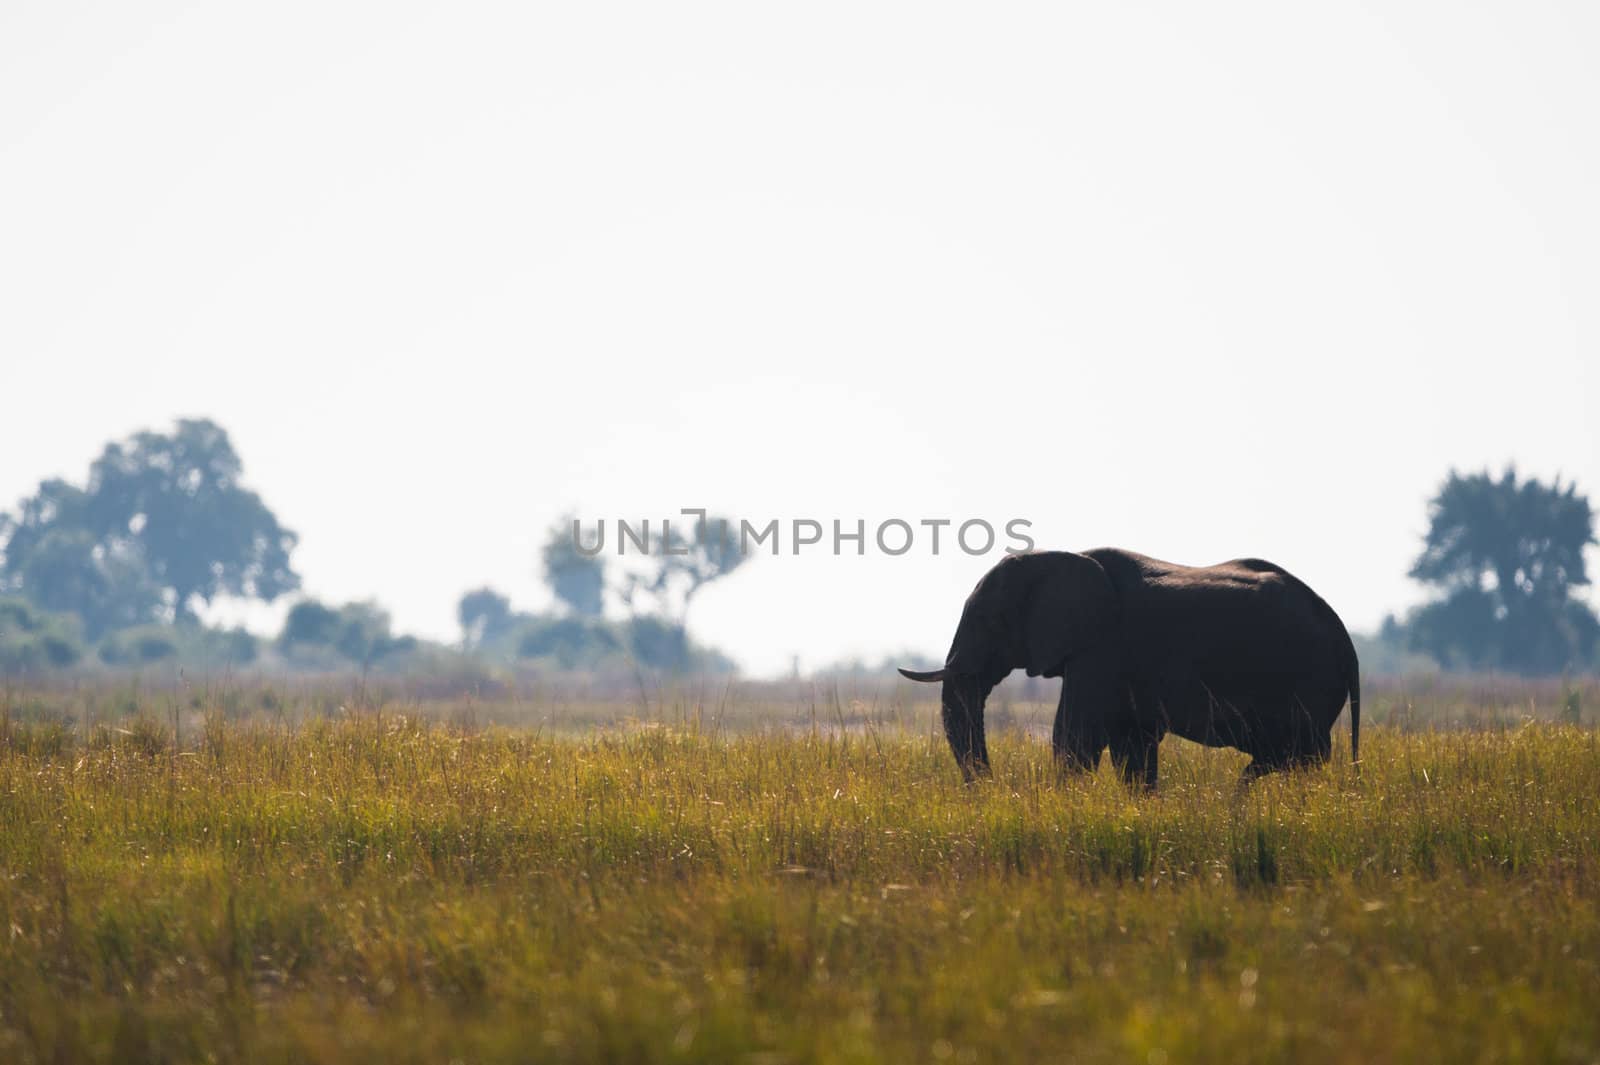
<box><xmin>0</xmin><ymin>596</ymin><xmax>86</xmax><ymax>673</ymax></box>
<box><xmin>98</xmin><ymin>626</ymin><xmax>180</xmax><ymax>666</ymax></box>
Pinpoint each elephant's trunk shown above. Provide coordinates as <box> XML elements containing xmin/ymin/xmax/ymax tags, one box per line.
<box><xmin>899</xmin><ymin>618</ymin><xmax>1002</xmax><ymax>780</ymax></box>
<box><xmin>940</xmin><ymin>677</ymin><xmax>991</xmax><ymax>781</ymax></box>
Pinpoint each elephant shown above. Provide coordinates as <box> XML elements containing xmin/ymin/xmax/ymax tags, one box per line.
<box><xmin>899</xmin><ymin>549</ymin><xmax>1360</xmax><ymax>788</ymax></box>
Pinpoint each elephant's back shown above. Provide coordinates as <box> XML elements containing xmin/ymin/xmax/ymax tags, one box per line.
<box><xmin>1081</xmin><ymin>547</ymin><xmax>1349</xmax><ymax>639</ymax></box>
<box><xmin>1096</xmin><ymin>550</ymin><xmax>1298</xmax><ymax>599</ymax></box>
<box><xmin>1094</xmin><ymin>550</ymin><xmax>1335</xmax><ymax>657</ymax></box>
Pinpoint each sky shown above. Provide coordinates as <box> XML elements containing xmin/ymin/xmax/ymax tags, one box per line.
<box><xmin>2</xmin><ymin>1</ymin><xmax>1597</xmax><ymax>677</ymax></box>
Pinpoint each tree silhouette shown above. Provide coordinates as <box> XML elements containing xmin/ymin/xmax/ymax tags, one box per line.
<box><xmin>279</xmin><ymin>599</ymin><xmax>415</xmax><ymax>668</ymax></box>
<box><xmin>542</xmin><ymin>517</ymin><xmax>606</xmax><ymax>618</ymax></box>
<box><xmin>458</xmin><ymin>587</ymin><xmax>514</xmax><ymax>649</ymax></box>
<box><xmin>84</xmin><ymin>419</ymin><xmax>299</xmax><ymax>622</ymax></box>
<box><xmin>1407</xmin><ymin>468</ymin><xmax>1598</xmax><ymax>673</ymax></box>
<box><xmin>621</xmin><ymin>512</ymin><xmax>747</xmax><ymax>626</ymax></box>
<box><xmin>1</xmin><ymin>419</ymin><xmax>299</xmax><ymax>631</ymax></box>
<box><xmin>0</xmin><ymin>597</ymin><xmax>85</xmax><ymax>672</ymax></box>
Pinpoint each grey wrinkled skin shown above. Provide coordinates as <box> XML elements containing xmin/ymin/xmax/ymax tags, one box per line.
<box><xmin>900</xmin><ymin>549</ymin><xmax>1360</xmax><ymax>789</ymax></box>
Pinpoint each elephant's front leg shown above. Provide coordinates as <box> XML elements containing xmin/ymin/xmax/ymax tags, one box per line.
<box><xmin>1052</xmin><ymin>710</ymin><xmax>1104</xmax><ymax>774</ymax></box>
<box><xmin>1052</xmin><ymin>664</ymin><xmax>1116</xmax><ymax>775</ymax></box>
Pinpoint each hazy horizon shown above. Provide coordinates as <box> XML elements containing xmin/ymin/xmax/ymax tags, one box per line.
<box><xmin>5</xmin><ymin>2</ymin><xmax>1597</xmax><ymax>676</ymax></box>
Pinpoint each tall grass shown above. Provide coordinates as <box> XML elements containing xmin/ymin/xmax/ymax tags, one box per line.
<box><xmin>1</xmin><ymin>694</ymin><xmax>1597</xmax><ymax>1063</ymax></box>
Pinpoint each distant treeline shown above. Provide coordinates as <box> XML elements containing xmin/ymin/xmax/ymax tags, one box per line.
<box><xmin>1</xmin><ymin>420</ymin><xmax>1596</xmax><ymax>679</ymax></box>
<box><xmin>0</xmin><ymin>418</ymin><xmax>740</xmax><ymax>679</ymax></box>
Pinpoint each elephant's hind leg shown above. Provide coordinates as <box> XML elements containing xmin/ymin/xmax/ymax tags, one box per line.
<box><xmin>1110</xmin><ymin>730</ymin><xmax>1160</xmax><ymax>792</ymax></box>
<box><xmin>1286</xmin><ymin>694</ymin><xmax>1336</xmax><ymax>765</ymax></box>
<box><xmin>1237</xmin><ymin>728</ymin><xmax>1334</xmax><ymax>790</ymax></box>
<box><xmin>1235</xmin><ymin>757</ymin><xmax>1281</xmax><ymax>791</ymax></box>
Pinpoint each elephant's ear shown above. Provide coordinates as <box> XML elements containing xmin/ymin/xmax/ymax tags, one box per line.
<box><xmin>1022</xmin><ymin>553</ymin><xmax>1119</xmax><ymax>676</ymax></box>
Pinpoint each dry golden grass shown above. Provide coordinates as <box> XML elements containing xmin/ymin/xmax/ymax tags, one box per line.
<box><xmin>1</xmin><ymin>686</ymin><xmax>1597</xmax><ymax>1063</ymax></box>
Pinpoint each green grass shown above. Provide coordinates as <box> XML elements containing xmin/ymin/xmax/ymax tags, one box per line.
<box><xmin>1</xmin><ymin>695</ymin><xmax>1598</xmax><ymax>1063</ymax></box>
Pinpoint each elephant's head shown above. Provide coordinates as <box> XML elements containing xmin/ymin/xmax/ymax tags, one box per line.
<box><xmin>899</xmin><ymin>551</ymin><xmax>1119</xmax><ymax>779</ymax></box>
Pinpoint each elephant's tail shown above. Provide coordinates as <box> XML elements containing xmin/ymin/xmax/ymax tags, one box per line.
<box><xmin>1341</xmin><ymin>624</ymin><xmax>1361</xmax><ymax>769</ymax></box>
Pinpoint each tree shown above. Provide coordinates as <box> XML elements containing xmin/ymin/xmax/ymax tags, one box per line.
<box><xmin>329</xmin><ymin>603</ymin><xmax>416</xmax><ymax>666</ymax></box>
<box><xmin>621</xmin><ymin>614</ymin><xmax>691</xmax><ymax>672</ymax></box>
<box><xmin>1406</xmin><ymin>467</ymin><xmax>1598</xmax><ymax>673</ymax></box>
<box><xmin>516</xmin><ymin>615</ymin><xmax>621</xmax><ymax>669</ymax></box>
<box><xmin>622</xmin><ymin>512</ymin><xmax>747</xmax><ymax>626</ymax></box>
<box><xmin>0</xmin><ymin>597</ymin><xmax>86</xmax><ymax>673</ymax></box>
<box><xmin>542</xmin><ymin>517</ymin><xmax>605</xmax><ymax>618</ymax></box>
<box><xmin>96</xmin><ymin>627</ymin><xmax>179</xmax><ymax>667</ymax></box>
<box><xmin>280</xmin><ymin>600</ymin><xmax>343</xmax><ymax>648</ymax></box>
<box><xmin>0</xmin><ymin>479</ymin><xmax>163</xmax><ymax>638</ymax></box>
<box><xmin>279</xmin><ymin>599</ymin><xmax>416</xmax><ymax>668</ymax></box>
<box><xmin>1</xmin><ymin>526</ymin><xmax>162</xmax><ymax>638</ymax></box>
<box><xmin>458</xmin><ymin>587</ymin><xmax>514</xmax><ymax>649</ymax></box>
<box><xmin>0</xmin><ymin>419</ymin><xmax>299</xmax><ymax>631</ymax></box>
<box><xmin>620</xmin><ymin>615</ymin><xmax>736</xmax><ymax>674</ymax></box>
<box><xmin>84</xmin><ymin>419</ymin><xmax>299</xmax><ymax>621</ymax></box>
<box><xmin>602</xmin><ymin>512</ymin><xmax>749</xmax><ymax>676</ymax></box>
<box><xmin>0</xmin><ymin>479</ymin><xmax>90</xmax><ymax>568</ymax></box>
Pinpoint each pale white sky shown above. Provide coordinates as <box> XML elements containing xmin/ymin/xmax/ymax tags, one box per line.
<box><xmin>2</xmin><ymin>2</ymin><xmax>1596</xmax><ymax>676</ymax></box>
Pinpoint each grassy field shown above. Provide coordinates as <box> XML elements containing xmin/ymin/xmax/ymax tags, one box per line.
<box><xmin>1</xmin><ymin>683</ymin><xmax>1598</xmax><ymax>1063</ymax></box>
